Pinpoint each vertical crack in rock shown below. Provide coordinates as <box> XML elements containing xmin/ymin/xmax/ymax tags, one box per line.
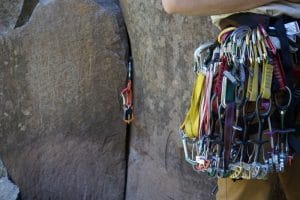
<box><xmin>14</xmin><ymin>0</ymin><xmax>39</xmax><ymax>28</ymax></box>
<box><xmin>0</xmin><ymin>0</ymin><xmax>23</xmax><ymax>35</ymax></box>
<box><xmin>123</xmin><ymin>29</ymin><xmax>132</xmax><ymax>200</ymax></box>
<box><xmin>124</xmin><ymin>124</ymin><xmax>131</xmax><ymax>200</ymax></box>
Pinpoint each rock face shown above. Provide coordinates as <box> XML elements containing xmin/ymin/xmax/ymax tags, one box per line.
<box><xmin>0</xmin><ymin>0</ymin><xmax>128</xmax><ymax>199</ymax></box>
<box><xmin>120</xmin><ymin>1</ymin><xmax>219</xmax><ymax>199</ymax></box>
<box><xmin>0</xmin><ymin>158</ymin><xmax>19</xmax><ymax>200</ymax></box>
<box><xmin>0</xmin><ymin>0</ymin><xmax>23</xmax><ymax>35</ymax></box>
<box><xmin>0</xmin><ymin>177</ymin><xmax>20</xmax><ymax>200</ymax></box>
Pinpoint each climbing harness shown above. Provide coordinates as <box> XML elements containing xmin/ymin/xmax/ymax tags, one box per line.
<box><xmin>121</xmin><ymin>57</ymin><xmax>134</xmax><ymax>124</ymax></box>
<box><xmin>180</xmin><ymin>20</ymin><xmax>300</xmax><ymax>180</ymax></box>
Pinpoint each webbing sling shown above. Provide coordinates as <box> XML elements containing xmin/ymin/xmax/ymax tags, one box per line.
<box><xmin>224</xmin><ymin>102</ymin><xmax>235</xmax><ymax>170</ymax></box>
<box><xmin>199</xmin><ymin>69</ymin><xmax>214</xmax><ymax>136</ymax></box>
<box><xmin>181</xmin><ymin>73</ymin><xmax>205</xmax><ymax>138</ymax></box>
<box><xmin>261</xmin><ymin>61</ymin><xmax>273</xmax><ymax>99</ymax></box>
<box><xmin>259</xmin><ymin>27</ymin><xmax>274</xmax><ymax>99</ymax></box>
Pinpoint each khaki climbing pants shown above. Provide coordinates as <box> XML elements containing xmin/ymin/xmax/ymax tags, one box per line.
<box><xmin>216</xmin><ymin>156</ymin><xmax>300</xmax><ymax>200</ymax></box>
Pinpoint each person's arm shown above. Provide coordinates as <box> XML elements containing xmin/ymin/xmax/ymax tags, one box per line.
<box><xmin>162</xmin><ymin>0</ymin><xmax>278</xmax><ymax>15</ymax></box>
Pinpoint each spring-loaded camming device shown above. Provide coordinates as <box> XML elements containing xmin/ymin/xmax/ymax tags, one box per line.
<box><xmin>121</xmin><ymin>57</ymin><xmax>134</xmax><ymax>124</ymax></box>
<box><xmin>250</xmin><ymin>94</ymin><xmax>271</xmax><ymax>179</ymax></box>
<box><xmin>274</xmin><ymin>86</ymin><xmax>295</xmax><ymax>171</ymax></box>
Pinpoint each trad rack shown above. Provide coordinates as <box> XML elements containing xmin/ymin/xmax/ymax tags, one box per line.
<box><xmin>180</xmin><ymin>23</ymin><xmax>299</xmax><ymax>180</ymax></box>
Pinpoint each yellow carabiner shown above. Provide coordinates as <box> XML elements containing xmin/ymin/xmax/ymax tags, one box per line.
<box><xmin>218</xmin><ymin>27</ymin><xmax>236</xmax><ymax>44</ymax></box>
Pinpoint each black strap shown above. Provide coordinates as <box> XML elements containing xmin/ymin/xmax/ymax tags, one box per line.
<box><xmin>271</xmin><ymin>17</ymin><xmax>294</xmax><ymax>75</ymax></box>
<box><xmin>219</xmin><ymin>12</ymin><xmax>270</xmax><ymax>29</ymax></box>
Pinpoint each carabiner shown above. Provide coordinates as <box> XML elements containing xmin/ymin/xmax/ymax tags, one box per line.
<box><xmin>180</xmin><ymin>130</ymin><xmax>198</xmax><ymax>166</ymax></box>
<box><xmin>255</xmin><ymin>93</ymin><xmax>272</xmax><ymax>119</ymax></box>
<box><xmin>194</xmin><ymin>41</ymin><xmax>215</xmax><ymax>73</ymax></box>
<box><xmin>274</xmin><ymin>86</ymin><xmax>292</xmax><ymax>112</ymax></box>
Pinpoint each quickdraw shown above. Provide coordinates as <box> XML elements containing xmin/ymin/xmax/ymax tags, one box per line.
<box><xmin>180</xmin><ymin>22</ymin><xmax>299</xmax><ymax>180</ymax></box>
<box><xmin>121</xmin><ymin>57</ymin><xmax>134</xmax><ymax>124</ymax></box>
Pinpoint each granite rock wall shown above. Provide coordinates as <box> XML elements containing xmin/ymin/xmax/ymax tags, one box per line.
<box><xmin>0</xmin><ymin>0</ymin><xmax>128</xmax><ymax>199</ymax></box>
<box><xmin>120</xmin><ymin>1</ymin><xmax>219</xmax><ymax>199</ymax></box>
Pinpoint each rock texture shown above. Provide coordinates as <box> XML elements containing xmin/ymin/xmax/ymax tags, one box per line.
<box><xmin>0</xmin><ymin>0</ymin><xmax>128</xmax><ymax>199</ymax></box>
<box><xmin>0</xmin><ymin>0</ymin><xmax>23</xmax><ymax>35</ymax></box>
<box><xmin>0</xmin><ymin>159</ymin><xmax>7</xmax><ymax>178</ymax></box>
<box><xmin>0</xmin><ymin>158</ymin><xmax>20</xmax><ymax>200</ymax></box>
<box><xmin>0</xmin><ymin>177</ymin><xmax>20</xmax><ymax>200</ymax></box>
<box><xmin>120</xmin><ymin>1</ymin><xmax>219</xmax><ymax>199</ymax></box>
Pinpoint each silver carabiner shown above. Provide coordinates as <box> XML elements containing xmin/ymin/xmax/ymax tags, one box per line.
<box><xmin>180</xmin><ymin>130</ymin><xmax>198</xmax><ymax>166</ymax></box>
<box><xmin>194</xmin><ymin>41</ymin><xmax>215</xmax><ymax>74</ymax></box>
